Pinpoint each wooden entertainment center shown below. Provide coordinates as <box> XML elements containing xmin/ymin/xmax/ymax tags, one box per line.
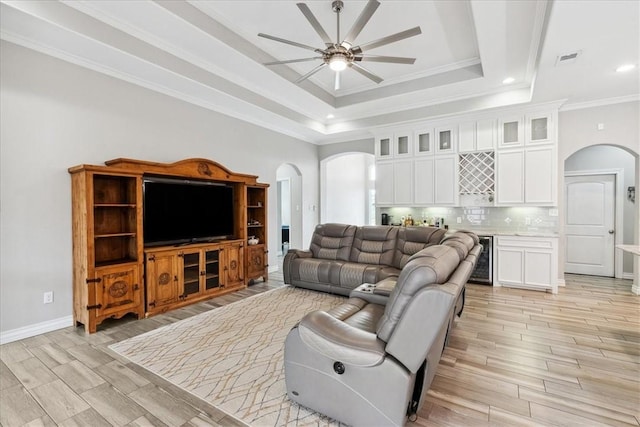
<box><xmin>69</xmin><ymin>158</ymin><xmax>269</xmax><ymax>333</ymax></box>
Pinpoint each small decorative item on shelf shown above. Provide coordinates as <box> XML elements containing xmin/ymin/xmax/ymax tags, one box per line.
<box><xmin>248</xmin><ymin>219</ymin><xmax>261</xmax><ymax>226</ymax></box>
<box><xmin>248</xmin><ymin>236</ymin><xmax>259</xmax><ymax>245</ymax></box>
<box><xmin>257</xmin><ymin>201</ymin><xmax>262</xmax><ymax>207</ymax></box>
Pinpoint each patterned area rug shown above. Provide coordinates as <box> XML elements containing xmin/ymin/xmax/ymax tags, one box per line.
<box><xmin>109</xmin><ymin>286</ymin><xmax>347</xmax><ymax>426</ymax></box>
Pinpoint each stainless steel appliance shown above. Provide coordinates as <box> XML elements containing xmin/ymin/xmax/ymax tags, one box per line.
<box><xmin>469</xmin><ymin>235</ymin><xmax>492</xmax><ymax>285</ymax></box>
<box><xmin>381</xmin><ymin>213</ymin><xmax>391</xmax><ymax>225</ymax></box>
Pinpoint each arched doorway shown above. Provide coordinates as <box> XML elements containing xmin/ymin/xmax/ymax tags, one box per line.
<box><xmin>564</xmin><ymin>144</ymin><xmax>638</xmax><ymax>279</ymax></box>
<box><xmin>276</xmin><ymin>163</ymin><xmax>302</xmax><ymax>255</ymax></box>
<box><xmin>321</xmin><ymin>152</ymin><xmax>375</xmax><ymax>225</ymax></box>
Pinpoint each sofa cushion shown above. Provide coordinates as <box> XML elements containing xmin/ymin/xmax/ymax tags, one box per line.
<box><xmin>349</xmin><ymin>226</ymin><xmax>397</xmax><ymax>265</ymax></box>
<box><xmin>376</xmin><ymin>245</ymin><xmax>460</xmax><ymax>342</ymax></box>
<box><xmin>310</xmin><ymin>223</ymin><xmax>357</xmax><ymax>261</ymax></box>
<box><xmin>392</xmin><ymin>227</ymin><xmax>446</xmax><ymax>269</ymax></box>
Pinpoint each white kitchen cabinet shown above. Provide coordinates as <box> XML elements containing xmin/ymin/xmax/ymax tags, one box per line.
<box><xmin>498</xmin><ymin>116</ymin><xmax>524</xmax><ymax>148</ymax></box>
<box><xmin>375</xmin><ymin>133</ymin><xmax>413</xmax><ymax>159</ymax></box>
<box><xmin>413</xmin><ymin>155</ymin><xmax>457</xmax><ymax>206</ymax></box>
<box><xmin>375</xmin><ymin>161</ymin><xmax>394</xmax><ymax>205</ymax></box>
<box><xmin>459</xmin><ymin>119</ymin><xmax>496</xmax><ymax>152</ymax></box>
<box><xmin>393</xmin><ymin>159</ymin><xmax>413</xmax><ymax>205</ymax></box>
<box><xmin>476</xmin><ymin>119</ymin><xmax>497</xmax><ymax>150</ymax></box>
<box><xmin>435</xmin><ymin>126</ymin><xmax>457</xmax><ymax>154</ymax></box>
<box><xmin>494</xmin><ymin>236</ymin><xmax>558</xmax><ymax>294</ymax></box>
<box><xmin>395</xmin><ymin>133</ymin><xmax>413</xmax><ymax>157</ymax></box>
<box><xmin>434</xmin><ymin>155</ymin><xmax>458</xmax><ymax>205</ymax></box>
<box><xmin>496</xmin><ymin>149</ymin><xmax>525</xmax><ymax>204</ymax></box>
<box><xmin>496</xmin><ymin>146</ymin><xmax>556</xmax><ymax>206</ymax></box>
<box><xmin>524</xmin><ymin>145</ymin><xmax>556</xmax><ymax>204</ymax></box>
<box><xmin>526</xmin><ymin>112</ymin><xmax>553</xmax><ymax>145</ymax></box>
<box><xmin>458</xmin><ymin>122</ymin><xmax>476</xmax><ymax>153</ymax></box>
<box><xmin>414</xmin><ymin>158</ymin><xmax>434</xmax><ymax>204</ymax></box>
<box><xmin>375</xmin><ymin>160</ymin><xmax>413</xmax><ymax>206</ymax></box>
<box><xmin>414</xmin><ymin>128</ymin><xmax>434</xmax><ymax>156</ymax></box>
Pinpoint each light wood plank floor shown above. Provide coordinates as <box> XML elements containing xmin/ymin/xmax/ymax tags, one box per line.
<box><xmin>1</xmin><ymin>270</ymin><xmax>638</xmax><ymax>426</ymax></box>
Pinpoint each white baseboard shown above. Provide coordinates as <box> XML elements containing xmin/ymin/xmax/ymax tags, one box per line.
<box><xmin>557</xmin><ymin>278</ymin><xmax>566</xmax><ymax>287</ymax></box>
<box><xmin>621</xmin><ymin>272</ymin><xmax>634</xmax><ymax>280</ymax></box>
<box><xmin>0</xmin><ymin>315</ymin><xmax>74</xmax><ymax>345</ymax></box>
<box><xmin>268</xmin><ymin>265</ymin><xmax>279</xmax><ymax>273</ymax></box>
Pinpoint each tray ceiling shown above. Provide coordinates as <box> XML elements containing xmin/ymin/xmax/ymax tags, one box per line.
<box><xmin>1</xmin><ymin>0</ymin><xmax>638</xmax><ymax>143</ymax></box>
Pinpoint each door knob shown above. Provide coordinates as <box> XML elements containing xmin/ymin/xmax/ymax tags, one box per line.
<box><xmin>608</xmin><ymin>230</ymin><xmax>615</xmax><ymax>234</ymax></box>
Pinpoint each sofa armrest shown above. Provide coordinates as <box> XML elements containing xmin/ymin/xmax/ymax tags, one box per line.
<box><xmin>283</xmin><ymin>249</ymin><xmax>313</xmax><ymax>283</ymax></box>
<box><xmin>287</xmin><ymin>249</ymin><xmax>313</xmax><ymax>258</ymax></box>
<box><xmin>298</xmin><ymin>311</ymin><xmax>386</xmax><ymax>367</ymax></box>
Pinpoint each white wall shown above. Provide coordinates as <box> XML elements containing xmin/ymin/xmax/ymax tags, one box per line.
<box><xmin>322</xmin><ymin>153</ymin><xmax>369</xmax><ymax>225</ymax></box>
<box><xmin>557</xmin><ymin>101</ymin><xmax>640</xmax><ymax>281</ymax></box>
<box><xmin>0</xmin><ymin>41</ymin><xmax>320</xmax><ymax>337</ymax></box>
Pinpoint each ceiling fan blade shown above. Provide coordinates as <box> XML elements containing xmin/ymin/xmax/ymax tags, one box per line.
<box><xmin>354</xmin><ymin>55</ymin><xmax>416</xmax><ymax>64</ymax></box>
<box><xmin>258</xmin><ymin>33</ymin><xmax>325</xmax><ymax>53</ymax></box>
<box><xmin>342</xmin><ymin>0</ymin><xmax>380</xmax><ymax>48</ymax></box>
<box><xmin>295</xmin><ymin>63</ymin><xmax>327</xmax><ymax>83</ymax></box>
<box><xmin>334</xmin><ymin>71</ymin><xmax>341</xmax><ymax>91</ymax></box>
<box><xmin>353</xmin><ymin>26</ymin><xmax>422</xmax><ymax>54</ymax></box>
<box><xmin>264</xmin><ymin>57</ymin><xmax>322</xmax><ymax>66</ymax></box>
<box><xmin>350</xmin><ymin>62</ymin><xmax>383</xmax><ymax>84</ymax></box>
<box><xmin>297</xmin><ymin>3</ymin><xmax>333</xmax><ymax>47</ymax></box>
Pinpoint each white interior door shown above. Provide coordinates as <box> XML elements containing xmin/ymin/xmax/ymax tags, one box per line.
<box><xmin>564</xmin><ymin>174</ymin><xmax>615</xmax><ymax>276</ymax></box>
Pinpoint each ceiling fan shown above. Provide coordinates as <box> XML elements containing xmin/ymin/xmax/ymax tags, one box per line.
<box><xmin>258</xmin><ymin>0</ymin><xmax>422</xmax><ymax>90</ymax></box>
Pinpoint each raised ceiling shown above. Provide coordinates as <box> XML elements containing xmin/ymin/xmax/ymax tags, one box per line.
<box><xmin>1</xmin><ymin>0</ymin><xmax>638</xmax><ymax>143</ymax></box>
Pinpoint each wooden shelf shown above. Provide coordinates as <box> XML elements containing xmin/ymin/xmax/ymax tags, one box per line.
<box><xmin>95</xmin><ymin>233</ymin><xmax>137</xmax><ymax>238</ymax></box>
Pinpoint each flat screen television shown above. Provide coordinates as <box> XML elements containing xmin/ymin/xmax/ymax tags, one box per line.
<box><xmin>143</xmin><ymin>177</ymin><xmax>235</xmax><ymax>247</ymax></box>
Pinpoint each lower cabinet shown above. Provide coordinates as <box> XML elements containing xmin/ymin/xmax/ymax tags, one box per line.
<box><xmin>76</xmin><ymin>263</ymin><xmax>144</xmax><ymax>333</ymax></box>
<box><xmin>246</xmin><ymin>244</ymin><xmax>268</xmax><ymax>282</ymax></box>
<box><xmin>494</xmin><ymin>236</ymin><xmax>558</xmax><ymax>294</ymax></box>
<box><xmin>145</xmin><ymin>240</ymin><xmax>245</xmax><ymax>315</ymax></box>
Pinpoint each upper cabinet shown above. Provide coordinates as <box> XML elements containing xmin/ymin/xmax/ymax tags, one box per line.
<box><xmin>498</xmin><ymin>116</ymin><xmax>525</xmax><ymax>147</ymax></box>
<box><xmin>435</xmin><ymin>126</ymin><xmax>457</xmax><ymax>154</ymax></box>
<box><xmin>414</xmin><ymin>128</ymin><xmax>434</xmax><ymax>156</ymax></box>
<box><xmin>375</xmin><ymin>132</ymin><xmax>413</xmax><ymax>159</ymax></box>
<box><xmin>374</xmin><ymin>103</ymin><xmax>560</xmax><ymax>208</ymax></box>
<box><xmin>526</xmin><ymin>112</ymin><xmax>552</xmax><ymax>144</ymax></box>
<box><xmin>375</xmin><ymin>135</ymin><xmax>393</xmax><ymax>159</ymax></box>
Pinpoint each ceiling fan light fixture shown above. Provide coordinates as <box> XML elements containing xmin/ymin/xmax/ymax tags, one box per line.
<box><xmin>329</xmin><ymin>54</ymin><xmax>348</xmax><ymax>71</ymax></box>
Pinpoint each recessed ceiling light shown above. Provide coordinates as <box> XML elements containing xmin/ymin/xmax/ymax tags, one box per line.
<box><xmin>502</xmin><ymin>77</ymin><xmax>515</xmax><ymax>85</ymax></box>
<box><xmin>616</xmin><ymin>64</ymin><xmax>636</xmax><ymax>73</ymax></box>
<box><xmin>326</xmin><ymin>114</ymin><xmax>335</xmax><ymax>119</ymax></box>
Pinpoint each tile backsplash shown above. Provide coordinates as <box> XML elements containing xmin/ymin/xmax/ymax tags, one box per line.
<box><xmin>379</xmin><ymin>206</ymin><xmax>559</xmax><ymax>233</ymax></box>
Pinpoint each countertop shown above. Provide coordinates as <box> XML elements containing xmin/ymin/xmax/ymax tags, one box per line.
<box><xmin>447</xmin><ymin>228</ymin><xmax>559</xmax><ymax>238</ymax></box>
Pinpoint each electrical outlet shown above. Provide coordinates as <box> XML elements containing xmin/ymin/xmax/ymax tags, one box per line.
<box><xmin>456</xmin><ymin>217</ymin><xmax>462</xmax><ymax>224</ymax></box>
<box><xmin>43</xmin><ymin>291</ymin><xmax>54</xmax><ymax>304</ymax></box>
<box><xmin>525</xmin><ymin>217</ymin><xmax>531</xmax><ymax>225</ymax></box>
<box><xmin>549</xmin><ymin>208</ymin><xmax>559</xmax><ymax>217</ymax></box>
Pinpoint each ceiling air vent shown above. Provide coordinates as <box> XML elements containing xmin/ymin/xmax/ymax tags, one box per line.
<box><xmin>555</xmin><ymin>51</ymin><xmax>581</xmax><ymax>66</ymax></box>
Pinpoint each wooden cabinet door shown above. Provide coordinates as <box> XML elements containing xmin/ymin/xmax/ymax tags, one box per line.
<box><xmin>94</xmin><ymin>264</ymin><xmax>142</xmax><ymax>318</ymax></box>
<box><xmin>222</xmin><ymin>243</ymin><xmax>244</xmax><ymax>288</ymax></box>
<box><xmin>178</xmin><ymin>249</ymin><xmax>202</xmax><ymax>300</ymax></box>
<box><xmin>247</xmin><ymin>245</ymin><xmax>266</xmax><ymax>280</ymax></box>
<box><xmin>146</xmin><ymin>251</ymin><xmax>179</xmax><ymax>310</ymax></box>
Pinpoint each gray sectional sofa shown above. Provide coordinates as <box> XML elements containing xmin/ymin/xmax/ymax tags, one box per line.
<box><xmin>282</xmin><ymin>223</ymin><xmax>481</xmax><ymax>426</ymax></box>
<box><xmin>283</xmin><ymin>223</ymin><xmax>447</xmax><ymax>294</ymax></box>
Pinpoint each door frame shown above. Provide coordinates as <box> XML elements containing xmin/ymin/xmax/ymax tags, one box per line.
<box><xmin>564</xmin><ymin>168</ymin><xmax>624</xmax><ymax>278</ymax></box>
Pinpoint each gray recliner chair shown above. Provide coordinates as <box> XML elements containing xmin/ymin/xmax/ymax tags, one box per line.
<box><xmin>284</xmin><ymin>241</ymin><xmax>478</xmax><ymax>426</ymax></box>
